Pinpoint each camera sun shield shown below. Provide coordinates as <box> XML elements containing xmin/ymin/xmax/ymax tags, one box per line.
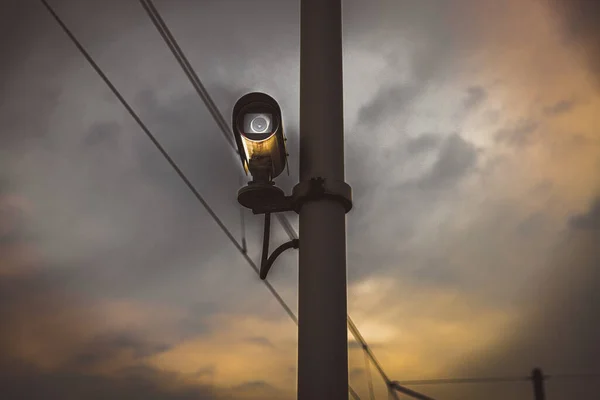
<box><xmin>232</xmin><ymin>92</ymin><xmax>288</xmax><ymax>179</ymax></box>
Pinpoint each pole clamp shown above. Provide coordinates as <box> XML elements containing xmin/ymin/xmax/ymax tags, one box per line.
<box><xmin>292</xmin><ymin>178</ymin><xmax>353</xmax><ymax>214</ymax></box>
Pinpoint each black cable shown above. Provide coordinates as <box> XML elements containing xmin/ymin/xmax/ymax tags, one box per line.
<box><xmin>138</xmin><ymin>0</ymin><xmax>234</xmax><ymax>148</ymax></box>
<box><xmin>139</xmin><ymin>0</ymin><xmax>301</xmax><ymax>240</ymax></box>
<box><xmin>39</xmin><ymin>0</ymin><xmax>298</xmax><ymax>326</ymax></box>
<box><xmin>136</xmin><ymin>2</ymin><xmax>422</xmax><ymax>398</ymax></box>
<box><xmin>548</xmin><ymin>373</ymin><xmax>600</xmax><ymax>380</ymax></box>
<box><xmin>240</xmin><ymin>208</ymin><xmax>247</xmax><ymax>253</ymax></box>
<box><xmin>43</xmin><ymin>2</ymin><xmax>425</xmax><ymax>398</ymax></box>
<box><xmin>239</xmin><ymin>175</ymin><xmax>248</xmax><ymax>253</ymax></box>
<box><xmin>276</xmin><ymin>213</ymin><xmax>298</xmax><ymax>240</ymax></box>
<box><xmin>389</xmin><ymin>382</ymin><xmax>436</xmax><ymax>400</ymax></box>
<box><xmin>349</xmin><ymin>385</ymin><xmax>362</xmax><ymax>400</ymax></box>
<box><xmin>363</xmin><ymin>345</ymin><xmax>376</xmax><ymax>400</ymax></box>
<box><xmin>261</xmin><ymin>213</ymin><xmax>271</xmax><ymax>270</ymax></box>
<box><xmin>395</xmin><ymin>377</ymin><xmax>530</xmax><ymax>386</ymax></box>
<box><xmin>348</xmin><ymin>317</ymin><xmax>390</xmax><ymax>384</ymax></box>
<box><xmin>260</xmin><ymin>239</ymin><xmax>299</xmax><ymax>280</ymax></box>
<box><xmin>395</xmin><ymin>372</ymin><xmax>600</xmax><ymax>386</ymax></box>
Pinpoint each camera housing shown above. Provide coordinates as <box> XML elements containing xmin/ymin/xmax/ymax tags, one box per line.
<box><xmin>232</xmin><ymin>92</ymin><xmax>288</xmax><ymax>181</ymax></box>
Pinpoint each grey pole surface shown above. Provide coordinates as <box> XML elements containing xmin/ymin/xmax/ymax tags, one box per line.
<box><xmin>298</xmin><ymin>0</ymin><xmax>349</xmax><ymax>399</ymax></box>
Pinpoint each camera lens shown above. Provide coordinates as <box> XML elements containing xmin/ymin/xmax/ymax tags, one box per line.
<box><xmin>251</xmin><ymin>116</ymin><xmax>269</xmax><ymax>133</ymax></box>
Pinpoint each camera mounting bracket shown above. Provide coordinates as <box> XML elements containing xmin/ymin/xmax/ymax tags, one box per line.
<box><xmin>291</xmin><ymin>178</ymin><xmax>353</xmax><ymax>214</ymax></box>
<box><xmin>238</xmin><ymin>178</ymin><xmax>352</xmax><ymax>280</ymax></box>
<box><xmin>238</xmin><ymin>177</ymin><xmax>353</xmax><ymax>215</ymax></box>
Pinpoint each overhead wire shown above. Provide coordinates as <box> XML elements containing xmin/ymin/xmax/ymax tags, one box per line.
<box><xmin>547</xmin><ymin>373</ymin><xmax>600</xmax><ymax>380</ymax></box>
<box><xmin>139</xmin><ymin>0</ymin><xmax>299</xmax><ymax>242</ymax></box>
<box><xmin>363</xmin><ymin>345</ymin><xmax>376</xmax><ymax>400</ymax></box>
<box><xmin>137</xmin><ymin>1</ymin><xmax>435</xmax><ymax>398</ymax></box>
<box><xmin>395</xmin><ymin>373</ymin><xmax>600</xmax><ymax>386</ymax></box>
<box><xmin>36</xmin><ymin>2</ymin><xmax>600</xmax><ymax>399</ymax></box>
<box><xmin>138</xmin><ymin>0</ymin><xmax>234</xmax><ymax>148</ymax></box>
<box><xmin>395</xmin><ymin>377</ymin><xmax>531</xmax><ymax>386</ymax></box>
<box><xmin>238</xmin><ymin>175</ymin><xmax>248</xmax><ymax>253</ymax></box>
<box><xmin>349</xmin><ymin>386</ymin><xmax>362</xmax><ymax>400</ymax></box>
<box><xmin>138</xmin><ymin>0</ymin><xmax>251</xmax><ymax>252</ymax></box>
<box><xmin>348</xmin><ymin>316</ymin><xmax>392</xmax><ymax>386</ymax></box>
<box><xmin>39</xmin><ymin>0</ymin><xmax>297</xmax><ymax>325</ymax></box>
<box><xmin>40</xmin><ymin>0</ymin><xmax>424</xmax><ymax>396</ymax></box>
<box><xmin>41</xmin><ymin>0</ymin><xmax>365</xmax><ymax>397</ymax></box>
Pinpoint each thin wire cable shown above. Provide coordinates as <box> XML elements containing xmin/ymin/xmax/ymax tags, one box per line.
<box><xmin>395</xmin><ymin>377</ymin><xmax>530</xmax><ymax>386</ymax></box>
<box><xmin>349</xmin><ymin>386</ymin><xmax>362</xmax><ymax>400</ymax></box>
<box><xmin>276</xmin><ymin>213</ymin><xmax>298</xmax><ymax>240</ymax></box>
<box><xmin>140</xmin><ymin>0</ymin><xmax>249</xmax><ymax>250</ymax></box>
<box><xmin>547</xmin><ymin>373</ymin><xmax>600</xmax><ymax>380</ymax></box>
<box><xmin>395</xmin><ymin>372</ymin><xmax>600</xmax><ymax>386</ymax></box>
<box><xmin>39</xmin><ymin>0</ymin><xmax>297</xmax><ymax>325</ymax></box>
<box><xmin>139</xmin><ymin>0</ymin><xmax>299</xmax><ymax>241</ymax></box>
<box><xmin>348</xmin><ymin>317</ymin><xmax>391</xmax><ymax>385</ymax></box>
<box><xmin>363</xmin><ymin>345</ymin><xmax>376</xmax><ymax>400</ymax></box>
<box><xmin>389</xmin><ymin>382</ymin><xmax>436</xmax><ymax>400</ymax></box>
<box><xmin>137</xmin><ymin>3</ymin><xmax>429</xmax><ymax>398</ymax></box>
<box><xmin>238</xmin><ymin>175</ymin><xmax>248</xmax><ymax>253</ymax></box>
<box><xmin>139</xmin><ymin>0</ymin><xmax>234</xmax><ymax>148</ymax></box>
<box><xmin>41</xmin><ymin>1</ymin><xmax>368</xmax><ymax>396</ymax></box>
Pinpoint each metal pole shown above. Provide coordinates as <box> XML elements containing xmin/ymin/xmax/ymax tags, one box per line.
<box><xmin>531</xmin><ymin>368</ymin><xmax>546</xmax><ymax>400</ymax></box>
<box><xmin>298</xmin><ymin>0</ymin><xmax>348</xmax><ymax>398</ymax></box>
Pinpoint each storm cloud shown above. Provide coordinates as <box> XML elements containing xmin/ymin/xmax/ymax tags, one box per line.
<box><xmin>2</xmin><ymin>0</ymin><xmax>600</xmax><ymax>399</ymax></box>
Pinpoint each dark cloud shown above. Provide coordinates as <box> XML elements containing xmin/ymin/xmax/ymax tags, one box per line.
<box><xmin>405</xmin><ymin>133</ymin><xmax>442</xmax><ymax>155</ymax></box>
<box><xmin>231</xmin><ymin>380</ymin><xmax>286</xmax><ymax>398</ymax></box>
<box><xmin>495</xmin><ymin>120</ymin><xmax>538</xmax><ymax>147</ymax></box>
<box><xmin>353</xmin><ymin>1</ymin><xmax>467</xmax><ymax>130</ymax></box>
<box><xmin>245</xmin><ymin>336</ymin><xmax>275</xmax><ymax>348</ymax></box>
<box><xmin>84</xmin><ymin>121</ymin><xmax>122</xmax><ymax>147</ymax></box>
<box><xmin>347</xmin><ymin>133</ymin><xmax>479</xmax><ymax>282</ymax></box>
<box><xmin>419</xmin><ymin>133</ymin><xmax>479</xmax><ymax>190</ymax></box>
<box><xmin>550</xmin><ymin>0</ymin><xmax>600</xmax><ymax>80</ymax></box>
<box><xmin>543</xmin><ymin>99</ymin><xmax>576</xmax><ymax>116</ymax></box>
<box><xmin>0</xmin><ymin>198</ymin><xmax>216</xmax><ymax>399</ymax></box>
<box><xmin>0</xmin><ymin>270</ymin><xmax>217</xmax><ymax>400</ymax></box>
<box><xmin>70</xmin><ymin>333</ymin><xmax>172</xmax><ymax>369</ymax></box>
<box><xmin>356</xmin><ymin>84</ymin><xmax>420</xmax><ymax>128</ymax></box>
<box><xmin>516</xmin><ymin>212</ymin><xmax>546</xmax><ymax>237</ymax></box>
<box><xmin>0</xmin><ymin>197</ymin><xmax>28</xmax><ymax>245</ymax></box>
<box><xmin>463</xmin><ymin>86</ymin><xmax>487</xmax><ymax>110</ymax></box>
<box><xmin>0</xmin><ymin>360</ymin><xmax>216</xmax><ymax>400</ymax></box>
<box><xmin>569</xmin><ymin>198</ymin><xmax>600</xmax><ymax>231</ymax></box>
<box><xmin>434</xmin><ymin>197</ymin><xmax>600</xmax><ymax>399</ymax></box>
<box><xmin>349</xmin><ymin>367</ymin><xmax>364</xmax><ymax>380</ymax></box>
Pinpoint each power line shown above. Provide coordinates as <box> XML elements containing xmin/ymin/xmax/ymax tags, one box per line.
<box><xmin>395</xmin><ymin>373</ymin><xmax>600</xmax><ymax>386</ymax></box>
<box><xmin>41</xmin><ymin>1</ymin><xmax>364</xmax><ymax>397</ymax></box>
<box><xmin>136</xmin><ymin>2</ymin><xmax>431</xmax><ymax>398</ymax></box>
<box><xmin>138</xmin><ymin>0</ymin><xmax>234</xmax><ymax>148</ymax></box>
<box><xmin>388</xmin><ymin>382</ymin><xmax>436</xmax><ymax>400</ymax></box>
<box><xmin>349</xmin><ymin>386</ymin><xmax>362</xmax><ymax>400</ymax></box>
<box><xmin>238</xmin><ymin>175</ymin><xmax>248</xmax><ymax>253</ymax></box>
<box><xmin>547</xmin><ymin>373</ymin><xmax>600</xmax><ymax>380</ymax></box>
<box><xmin>39</xmin><ymin>0</ymin><xmax>296</xmax><ymax>325</ymax></box>
<box><xmin>348</xmin><ymin>317</ymin><xmax>390</xmax><ymax>385</ymax></box>
<box><xmin>139</xmin><ymin>0</ymin><xmax>298</xmax><ymax>245</ymax></box>
<box><xmin>363</xmin><ymin>345</ymin><xmax>376</xmax><ymax>400</ymax></box>
<box><xmin>139</xmin><ymin>0</ymin><xmax>252</xmax><ymax>253</ymax></box>
<box><xmin>395</xmin><ymin>377</ymin><xmax>530</xmax><ymax>386</ymax></box>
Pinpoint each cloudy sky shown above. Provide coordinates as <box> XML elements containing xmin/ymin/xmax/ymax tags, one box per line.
<box><xmin>1</xmin><ymin>0</ymin><xmax>599</xmax><ymax>399</ymax></box>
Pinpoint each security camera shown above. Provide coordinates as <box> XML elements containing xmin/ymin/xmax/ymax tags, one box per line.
<box><xmin>233</xmin><ymin>92</ymin><xmax>291</xmax><ymax>213</ymax></box>
<box><xmin>232</xmin><ymin>92</ymin><xmax>288</xmax><ymax>182</ymax></box>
